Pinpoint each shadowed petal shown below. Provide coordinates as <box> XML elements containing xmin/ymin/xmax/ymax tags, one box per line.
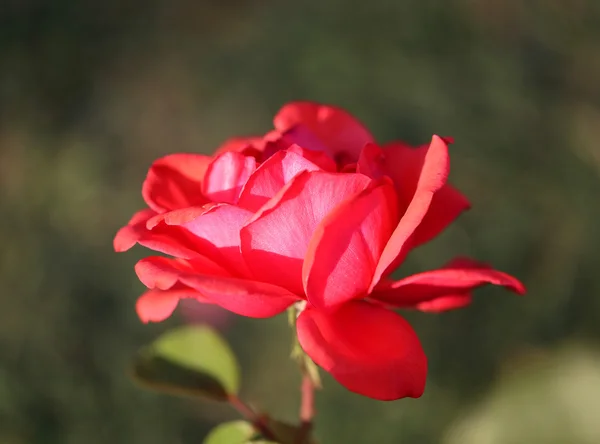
<box><xmin>215</xmin><ymin>136</ymin><xmax>265</xmax><ymax>157</ymax></box>
<box><xmin>358</xmin><ymin>139</ymin><xmax>470</xmax><ymax>252</ymax></box>
<box><xmin>371</xmin><ymin>257</ymin><xmax>526</xmax><ymax>312</ymax></box>
<box><xmin>142</xmin><ymin>153</ymin><xmax>212</xmax><ymax>212</ymax></box>
<box><xmin>297</xmin><ymin>301</ymin><xmax>427</xmax><ymax>400</ymax></box>
<box><xmin>410</xmin><ymin>184</ymin><xmax>470</xmax><ymax>248</ymax></box>
<box><xmin>114</xmin><ymin>209</ymin><xmax>157</xmax><ymax>252</ymax></box>
<box><xmin>274</xmin><ymin>101</ymin><xmax>374</xmax><ymax>164</ymax></box>
<box><xmin>136</xmin><ymin>286</ymin><xmax>210</xmax><ymax>323</ymax></box>
<box><xmin>414</xmin><ymin>294</ymin><xmax>472</xmax><ymax>313</ymax></box>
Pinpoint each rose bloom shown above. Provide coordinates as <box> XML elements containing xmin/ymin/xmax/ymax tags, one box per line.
<box><xmin>115</xmin><ymin>101</ymin><xmax>525</xmax><ymax>400</ymax></box>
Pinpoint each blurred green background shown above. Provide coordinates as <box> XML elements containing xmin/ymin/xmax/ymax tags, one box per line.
<box><xmin>2</xmin><ymin>1</ymin><xmax>600</xmax><ymax>443</ymax></box>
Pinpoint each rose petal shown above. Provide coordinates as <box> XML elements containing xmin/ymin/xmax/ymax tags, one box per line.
<box><xmin>215</xmin><ymin>136</ymin><xmax>266</xmax><ymax>157</ymax></box>
<box><xmin>414</xmin><ymin>294</ymin><xmax>472</xmax><ymax>313</ymax></box>
<box><xmin>136</xmin><ymin>286</ymin><xmax>209</xmax><ymax>323</ymax></box>
<box><xmin>135</xmin><ymin>256</ymin><xmax>209</xmax><ymax>290</ymax></box>
<box><xmin>114</xmin><ymin>209</ymin><xmax>157</xmax><ymax>252</ymax></box>
<box><xmin>240</xmin><ymin>171</ymin><xmax>371</xmax><ymax>295</ymax></box>
<box><xmin>286</xmin><ymin>142</ymin><xmax>337</xmax><ymax>172</ymax></box>
<box><xmin>297</xmin><ymin>301</ymin><xmax>427</xmax><ymax>400</ymax></box>
<box><xmin>114</xmin><ymin>209</ymin><xmax>206</xmax><ymax>259</ymax></box>
<box><xmin>142</xmin><ymin>153</ymin><xmax>212</xmax><ymax>212</ymax></box>
<box><xmin>371</xmin><ymin>257</ymin><xmax>526</xmax><ymax>311</ymax></box>
<box><xmin>146</xmin><ymin>206</ymin><xmax>210</xmax><ymax>229</ymax></box>
<box><xmin>383</xmin><ymin>142</ymin><xmax>470</xmax><ymax>248</ymax></box>
<box><xmin>359</xmin><ymin>139</ymin><xmax>470</xmax><ymax>249</ymax></box>
<box><xmin>202</xmin><ymin>152</ymin><xmax>257</xmax><ymax>204</ymax></box>
<box><xmin>371</xmin><ymin>135</ymin><xmax>450</xmax><ymax>289</ymax></box>
<box><xmin>303</xmin><ymin>179</ymin><xmax>399</xmax><ymax>309</ymax></box>
<box><xmin>410</xmin><ymin>184</ymin><xmax>470</xmax><ymax>248</ymax></box>
<box><xmin>172</xmin><ymin>204</ymin><xmax>253</xmax><ymax>277</ymax></box>
<box><xmin>356</xmin><ymin>143</ymin><xmax>387</xmax><ymax>179</ymax></box>
<box><xmin>135</xmin><ymin>256</ymin><xmax>298</xmax><ymax>318</ymax></box>
<box><xmin>238</xmin><ymin>147</ymin><xmax>323</xmax><ymax>212</ymax></box>
<box><xmin>274</xmin><ymin>101</ymin><xmax>374</xmax><ymax>164</ymax></box>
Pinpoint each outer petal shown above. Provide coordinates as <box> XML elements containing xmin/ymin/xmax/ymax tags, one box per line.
<box><xmin>371</xmin><ymin>257</ymin><xmax>526</xmax><ymax>312</ymax></box>
<box><xmin>303</xmin><ymin>179</ymin><xmax>399</xmax><ymax>309</ymax></box>
<box><xmin>371</xmin><ymin>136</ymin><xmax>450</xmax><ymax>289</ymax></box>
<box><xmin>136</xmin><ymin>286</ymin><xmax>209</xmax><ymax>323</ymax></box>
<box><xmin>358</xmin><ymin>140</ymin><xmax>470</xmax><ymax>250</ymax></box>
<box><xmin>410</xmin><ymin>184</ymin><xmax>470</xmax><ymax>248</ymax></box>
<box><xmin>202</xmin><ymin>152</ymin><xmax>256</xmax><ymax>204</ymax></box>
<box><xmin>114</xmin><ymin>209</ymin><xmax>157</xmax><ymax>252</ymax></box>
<box><xmin>414</xmin><ymin>294</ymin><xmax>472</xmax><ymax>313</ymax></box>
<box><xmin>380</xmin><ymin>140</ymin><xmax>470</xmax><ymax>247</ymax></box>
<box><xmin>135</xmin><ymin>256</ymin><xmax>298</xmax><ymax>318</ymax></box>
<box><xmin>274</xmin><ymin>101</ymin><xmax>374</xmax><ymax>164</ymax></box>
<box><xmin>297</xmin><ymin>301</ymin><xmax>427</xmax><ymax>400</ymax></box>
<box><xmin>114</xmin><ymin>208</ymin><xmax>208</xmax><ymax>259</ymax></box>
<box><xmin>238</xmin><ymin>147</ymin><xmax>322</xmax><ymax>212</ymax></box>
<box><xmin>240</xmin><ymin>171</ymin><xmax>371</xmax><ymax>295</ymax></box>
<box><xmin>215</xmin><ymin>136</ymin><xmax>265</xmax><ymax>157</ymax></box>
<box><xmin>142</xmin><ymin>153</ymin><xmax>212</xmax><ymax>212</ymax></box>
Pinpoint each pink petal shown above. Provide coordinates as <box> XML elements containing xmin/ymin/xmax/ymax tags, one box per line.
<box><xmin>142</xmin><ymin>153</ymin><xmax>212</xmax><ymax>212</ymax></box>
<box><xmin>273</xmin><ymin>101</ymin><xmax>374</xmax><ymax>164</ymax></box>
<box><xmin>371</xmin><ymin>136</ymin><xmax>450</xmax><ymax>289</ymax></box>
<box><xmin>170</xmin><ymin>204</ymin><xmax>253</xmax><ymax>277</ymax></box>
<box><xmin>135</xmin><ymin>256</ymin><xmax>298</xmax><ymax>318</ymax></box>
<box><xmin>286</xmin><ymin>143</ymin><xmax>337</xmax><ymax>172</ymax></box>
<box><xmin>238</xmin><ymin>147</ymin><xmax>323</xmax><ymax>212</ymax></box>
<box><xmin>136</xmin><ymin>286</ymin><xmax>209</xmax><ymax>323</ymax></box>
<box><xmin>303</xmin><ymin>179</ymin><xmax>399</xmax><ymax>309</ymax></box>
<box><xmin>297</xmin><ymin>301</ymin><xmax>427</xmax><ymax>400</ymax></box>
<box><xmin>202</xmin><ymin>152</ymin><xmax>257</xmax><ymax>204</ymax></box>
<box><xmin>371</xmin><ymin>257</ymin><xmax>526</xmax><ymax>311</ymax></box>
<box><xmin>240</xmin><ymin>171</ymin><xmax>371</xmax><ymax>295</ymax></box>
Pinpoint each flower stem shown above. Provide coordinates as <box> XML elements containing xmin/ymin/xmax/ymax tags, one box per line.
<box><xmin>296</xmin><ymin>374</ymin><xmax>315</xmax><ymax>443</ymax></box>
<box><xmin>228</xmin><ymin>394</ymin><xmax>277</xmax><ymax>441</ymax></box>
<box><xmin>300</xmin><ymin>374</ymin><xmax>315</xmax><ymax>423</ymax></box>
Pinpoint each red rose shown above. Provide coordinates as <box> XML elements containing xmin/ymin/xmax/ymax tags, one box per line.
<box><xmin>115</xmin><ymin>101</ymin><xmax>525</xmax><ymax>400</ymax></box>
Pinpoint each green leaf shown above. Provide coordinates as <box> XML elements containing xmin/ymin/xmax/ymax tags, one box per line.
<box><xmin>204</xmin><ymin>420</ymin><xmax>257</xmax><ymax>444</ymax></box>
<box><xmin>132</xmin><ymin>325</ymin><xmax>240</xmax><ymax>401</ymax></box>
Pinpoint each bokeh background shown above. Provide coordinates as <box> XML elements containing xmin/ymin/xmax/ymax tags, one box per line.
<box><xmin>2</xmin><ymin>1</ymin><xmax>600</xmax><ymax>443</ymax></box>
